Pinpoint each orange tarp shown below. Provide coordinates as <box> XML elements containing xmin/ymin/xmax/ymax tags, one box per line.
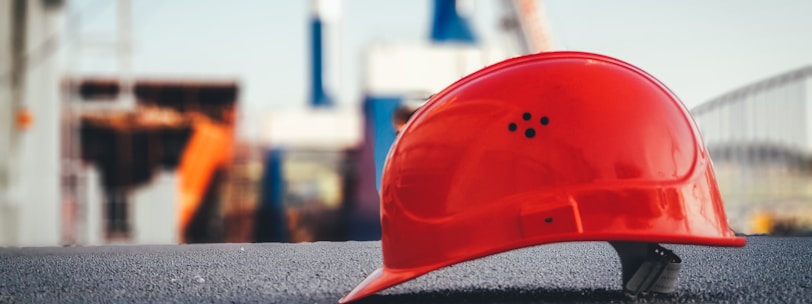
<box><xmin>177</xmin><ymin>119</ymin><xmax>233</xmax><ymax>238</ymax></box>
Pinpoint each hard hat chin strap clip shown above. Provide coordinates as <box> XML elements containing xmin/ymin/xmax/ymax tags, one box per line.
<box><xmin>609</xmin><ymin>242</ymin><xmax>682</xmax><ymax>296</ymax></box>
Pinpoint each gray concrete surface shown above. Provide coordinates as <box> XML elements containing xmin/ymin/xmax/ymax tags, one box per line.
<box><xmin>0</xmin><ymin>237</ymin><xmax>809</xmax><ymax>303</ymax></box>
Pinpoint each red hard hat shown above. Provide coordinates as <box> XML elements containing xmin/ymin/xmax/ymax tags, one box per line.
<box><xmin>340</xmin><ymin>51</ymin><xmax>746</xmax><ymax>303</ymax></box>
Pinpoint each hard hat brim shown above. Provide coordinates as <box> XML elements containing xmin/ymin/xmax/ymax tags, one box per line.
<box><xmin>339</xmin><ymin>266</ymin><xmax>433</xmax><ymax>303</ymax></box>
<box><xmin>339</xmin><ymin>233</ymin><xmax>744</xmax><ymax>303</ymax></box>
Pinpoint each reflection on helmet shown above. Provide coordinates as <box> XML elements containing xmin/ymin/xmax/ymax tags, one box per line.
<box><xmin>340</xmin><ymin>51</ymin><xmax>745</xmax><ymax>303</ymax></box>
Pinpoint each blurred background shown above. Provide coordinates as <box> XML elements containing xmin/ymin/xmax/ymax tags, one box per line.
<box><xmin>1</xmin><ymin>0</ymin><xmax>811</xmax><ymax>246</ymax></box>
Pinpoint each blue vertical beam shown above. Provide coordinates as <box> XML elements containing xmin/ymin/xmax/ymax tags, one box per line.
<box><xmin>256</xmin><ymin>148</ymin><xmax>288</xmax><ymax>242</ymax></box>
<box><xmin>363</xmin><ymin>95</ymin><xmax>402</xmax><ymax>190</ymax></box>
<box><xmin>346</xmin><ymin>95</ymin><xmax>400</xmax><ymax>241</ymax></box>
<box><xmin>431</xmin><ymin>0</ymin><xmax>477</xmax><ymax>43</ymax></box>
<box><xmin>310</xmin><ymin>15</ymin><xmax>333</xmax><ymax>107</ymax></box>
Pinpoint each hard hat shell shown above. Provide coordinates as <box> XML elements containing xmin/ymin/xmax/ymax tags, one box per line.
<box><xmin>340</xmin><ymin>51</ymin><xmax>745</xmax><ymax>303</ymax></box>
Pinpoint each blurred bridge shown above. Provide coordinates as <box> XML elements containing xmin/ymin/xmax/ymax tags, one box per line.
<box><xmin>692</xmin><ymin>66</ymin><xmax>812</xmax><ymax>235</ymax></box>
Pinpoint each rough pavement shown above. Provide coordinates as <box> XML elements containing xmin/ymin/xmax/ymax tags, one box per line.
<box><xmin>0</xmin><ymin>237</ymin><xmax>809</xmax><ymax>303</ymax></box>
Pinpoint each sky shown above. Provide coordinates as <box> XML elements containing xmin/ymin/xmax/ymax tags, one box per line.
<box><xmin>69</xmin><ymin>0</ymin><xmax>812</xmax><ymax>139</ymax></box>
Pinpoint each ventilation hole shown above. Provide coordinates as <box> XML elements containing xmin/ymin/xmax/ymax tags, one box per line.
<box><xmin>508</xmin><ymin>123</ymin><xmax>517</xmax><ymax>131</ymax></box>
<box><xmin>522</xmin><ymin>112</ymin><xmax>531</xmax><ymax>121</ymax></box>
<box><xmin>540</xmin><ymin>116</ymin><xmax>549</xmax><ymax>125</ymax></box>
<box><xmin>545</xmin><ymin>217</ymin><xmax>553</xmax><ymax>223</ymax></box>
<box><xmin>525</xmin><ymin>128</ymin><xmax>536</xmax><ymax>138</ymax></box>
